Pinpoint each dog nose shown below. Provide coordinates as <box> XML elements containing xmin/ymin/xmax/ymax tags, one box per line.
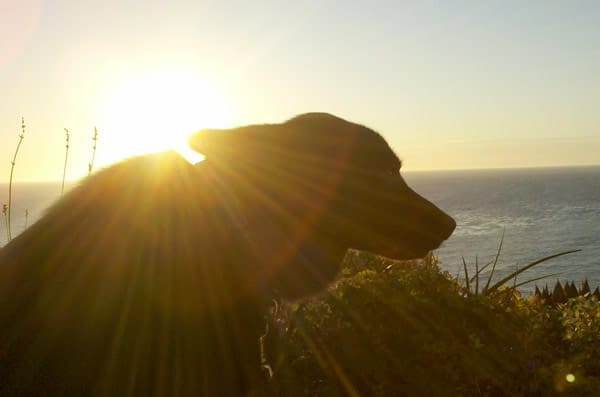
<box><xmin>440</xmin><ymin>212</ymin><xmax>456</xmax><ymax>240</ymax></box>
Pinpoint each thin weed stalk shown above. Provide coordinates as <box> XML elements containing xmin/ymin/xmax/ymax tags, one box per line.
<box><xmin>2</xmin><ymin>204</ymin><xmax>8</xmax><ymax>244</ymax></box>
<box><xmin>62</xmin><ymin>128</ymin><xmax>70</xmax><ymax>195</ymax></box>
<box><xmin>88</xmin><ymin>127</ymin><xmax>98</xmax><ymax>176</ymax></box>
<box><xmin>7</xmin><ymin>117</ymin><xmax>26</xmax><ymax>242</ymax></box>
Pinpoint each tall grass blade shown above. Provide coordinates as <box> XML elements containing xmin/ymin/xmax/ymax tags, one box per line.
<box><xmin>484</xmin><ymin>229</ymin><xmax>505</xmax><ymax>291</ymax></box>
<box><xmin>486</xmin><ymin>250</ymin><xmax>580</xmax><ymax>294</ymax></box>
<box><xmin>475</xmin><ymin>256</ymin><xmax>479</xmax><ymax>295</ymax></box>
<box><xmin>469</xmin><ymin>261</ymin><xmax>492</xmax><ymax>284</ymax></box>
<box><xmin>462</xmin><ymin>257</ymin><xmax>471</xmax><ymax>295</ymax></box>
<box><xmin>512</xmin><ymin>272</ymin><xmax>564</xmax><ymax>290</ymax></box>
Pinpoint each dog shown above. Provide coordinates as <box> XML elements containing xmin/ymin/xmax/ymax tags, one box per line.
<box><xmin>0</xmin><ymin>113</ymin><xmax>455</xmax><ymax>396</ymax></box>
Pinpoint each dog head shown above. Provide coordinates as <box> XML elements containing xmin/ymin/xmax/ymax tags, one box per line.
<box><xmin>189</xmin><ymin>113</ymin><xmax>455</xmax><ymax>299</ymax></box>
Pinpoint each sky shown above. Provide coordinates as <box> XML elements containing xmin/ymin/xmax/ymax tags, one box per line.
<box><xmin>1</xmin><ymin>0</ymin><xmax>599</xmax><ymax>181</ymax></box>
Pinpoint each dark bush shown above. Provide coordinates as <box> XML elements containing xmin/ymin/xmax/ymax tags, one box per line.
<box><xmin>263</xmin><ymin>251</ymin><xmax>600</xmax><ymax>396</ymax></box>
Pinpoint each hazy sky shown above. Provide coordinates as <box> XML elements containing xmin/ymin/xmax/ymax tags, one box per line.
<box><xmin>1</xmin><ymin>0</ymin><xmax>599</xmax><ymax>181</ymax></box>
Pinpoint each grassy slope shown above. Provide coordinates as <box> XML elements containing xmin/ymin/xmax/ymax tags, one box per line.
<box><xmin>264</xmin><ymin>251</ymin><xmax>600</xmax><ymax>396</ymax></box>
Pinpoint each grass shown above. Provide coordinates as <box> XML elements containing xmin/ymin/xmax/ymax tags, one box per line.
<box><xmin>460</xmin><ymin>231</ymin><xmax>581</xmax><ymax>297</ymax></box>
<box><xmin>2</xmin><ymin>122</ymin><xmax>99</xmax><ymax>244</ymax></box>
<box><xmin>88</xmin><ymin>126</ymin><xmax>98</xmax><ymax>176</ymax></box>
<box><xmin>61</xmin><ymin>128</ymin><xmax>70</xmax><ymax>195</ymax></box>
<box><xmin>23</xmin><ymin>208</ymin><xmax>29</xmax><ymax>230</ymax></box>
<box><xmin>6</xmin><ymin>117</ymin><xmax>26</xmax><ymax>242</ymax></box>
<box><xmin>2</xmin><ymin>204</ymin><xmax>8</xmax><ymax>244</ymax></box>
<box><xmin>265</xmin><ymin>251</ymin><xmax>600</xmax><ymax>396</ymax></box>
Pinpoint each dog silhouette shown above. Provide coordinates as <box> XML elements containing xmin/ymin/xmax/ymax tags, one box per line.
<box><xmin>0</xmin><ymin>113</ymin><xmax>455</xmax><ymax>396</ymax></box>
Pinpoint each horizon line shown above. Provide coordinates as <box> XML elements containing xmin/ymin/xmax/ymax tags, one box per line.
<box><xmin>3</xmin><ymin>163</ymin><xmax>600</xmax><ymax>184</ymax></box>
<box><xmin>403</xmin><ymin>163</ymin><xmax>600</xmax><ymax>173</ymax></box>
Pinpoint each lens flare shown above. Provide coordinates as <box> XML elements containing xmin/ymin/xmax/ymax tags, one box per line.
<box><xmin>97</xmin><ymin>68</ymin><xmax>232</xmax><ymax>165</ymax></box>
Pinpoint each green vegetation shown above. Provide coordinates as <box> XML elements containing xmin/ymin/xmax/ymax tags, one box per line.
<box><xmin>263</xmin><ymin>251</ymin><xmax>600</xmax><ymax>396</ymax></box>
<box><xmin>460</xmin><ymin>231</ymin><xmax>579</xmax><ymax>298</ymax></box>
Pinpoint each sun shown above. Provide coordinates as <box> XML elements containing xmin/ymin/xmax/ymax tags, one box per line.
<box><xmin>98</xmin><ymin>69</ymin><xmax>233</xmax><ymax>164</ymax></box>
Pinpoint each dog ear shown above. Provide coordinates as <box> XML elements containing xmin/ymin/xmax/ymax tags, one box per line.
<box><xmin>188</xmin><ymin>114</ymin><xmax>345</xmax><ymax>160</ymax></box>
<box><xmin>188</xmin><ymin>125</ymin><xmax>283</xmax><ymax>164</ymax></box>
<box><xmin>188</xmin><ymin>128</ymin><xmax>238</xmax><ymax>159</ymax></box>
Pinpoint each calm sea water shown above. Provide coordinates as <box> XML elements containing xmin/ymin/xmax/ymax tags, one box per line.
<box><xmin>1</xmin><ymin>166</ymin><xmax>599</xmax><ymax>293</ymax></box>
<box><xmin>405</xmin><ymin>166</ymin><xmax>600</xmax><ymax>293</ymax></box>
<box><xmin>0</xmin><ymin>182</ymin><xmax>67</xmax><ymax>241</ymax></box>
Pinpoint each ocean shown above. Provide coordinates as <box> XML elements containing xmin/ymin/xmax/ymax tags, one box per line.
<box><xmin>1</xmin><ymin>166</ymin><xmax>599</xmax><ymax>294</ymax></box>
<box><xmin>405</xmin><ymin>166</ymin><xmax>600</xmax><ymax>293</ymax></box>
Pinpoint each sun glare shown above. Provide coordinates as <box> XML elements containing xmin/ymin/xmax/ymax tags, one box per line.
<box><xmin>98</xmin><ymin>69</ymin><xmax>233</xmax><ymax>164</ymax></box>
